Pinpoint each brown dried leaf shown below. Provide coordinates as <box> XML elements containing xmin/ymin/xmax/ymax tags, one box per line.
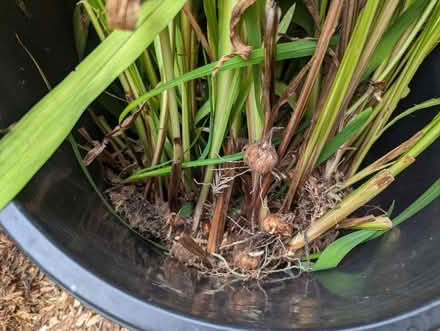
<box><xmin>108</xmin><ymin>112</ymin><xmax>138</xmax><ymax>138</ymax></box>
<box><xmin>230</xmin><ymin>0</ymin><xmax>256</xmax><ymax>59</ymax></box>
<box><xmin>262</xmin><ymin>0</ymin><xmax>281</xmax><ymax>135</ymax></box>
<box><xmin>86</xmin><ymin>314</ymin><xmax>103</xmax><ymax>328</ymax></box>
<box><xmin>278</xmin><ymin>0</ymin><xmax>344</xmax><ymax>159</ymax></box>
<box><xmin>83</xmin><ymin>138</ymin><xmax>109</xmax><ymax>166</ymax></box>
<box><xmin>213</xmin><ymin>0</ymin><xmax>256</xmax><ymax>75</ymax></box>
<box><xmin>0</xmin><ymin>229</ymin><xmax>126</xmax><ymax>330</ymax></box>
<box><xmin>336</xmin><ymin>215</ymin><xmax>375</xmax><ymax>228</ymax></box>
<box><xmin>182</xmin><ymin>5</ymin><xmax>215</xmax><ymax>62</ymax></box>
<box><xmin>106</xmin><ymin>0</ymin><xmax>140</xmax><ymax>31</ymax></box>
<box><xmin>177</xmin><ymin>233</ymin><xmax>207</xmax><ymax>260</ymax></box>
<box><xmin>304</xmin><ymin>0</ymin><xmax>321</xmax><ymax>34</ymax></box>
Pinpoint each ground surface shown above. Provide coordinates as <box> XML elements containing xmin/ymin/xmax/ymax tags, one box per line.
<box><xmin>0</xmin><ymin>229</ymin><xmax>127</xmax><ymax>331</ymax></box>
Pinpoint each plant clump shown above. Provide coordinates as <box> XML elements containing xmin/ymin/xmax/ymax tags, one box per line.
<box><xmin>2</xmin><ymin>0</ymin><xmax>440</xmax><ymax>280</ymax></box>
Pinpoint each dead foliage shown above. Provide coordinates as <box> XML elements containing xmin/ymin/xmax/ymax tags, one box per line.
<box><xmin>0</xmin><ymin>229</ymin><xmax>126</xmax><ymax>331</ymax></box>
<box><xmin>213</xmin><ymin>0</ymin><xmax>256</xmax><ymax>74</ymax></box>
<box><xmin>108</xmin><ymin>167</ymin><xmax>349</xmax><ymax>280</ymax></box>
<box><xmin>106</xmin><ymin>0</ymin><xmax>140</xmax><ymax>31</ymax></box>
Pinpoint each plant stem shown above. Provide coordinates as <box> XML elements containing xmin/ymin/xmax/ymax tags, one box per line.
<box><xmin>280</xmin><ymin>0</ymin><xmax>348</xmax><ymax>212</ymax></box>
<box><xmin>278</xmin><ymin>0</ymin><xmax>344</xmax><ymax>160</ymax></box>
<box><xmin>288</xmin><ymin>170</ymin><xmax>395</xmax><ymax>252</ymax></box>
<box><xmin>193</xmin><ymin>0</ymin><xmax>240</xmax><ymax>231</ymax></box>
<box><xmin>244</xmin><ymin>2</ymin><xmax>264</xmax><ymax>143</ymax></box>
<box><xmin>180</xmin><ymin>2</ymin><xmax>197</xmax><ymax>178</ymax></box>
<box><xmin>159</xmin><ymin>28</ymin><xmax>184</xmax><ymax>174</ymax></box>
<box><xmin>288</xmin><ymin>112</ymin><xmax>440</xmax><ymax>253</ymax></box>
<box><xmin>84</xmin><ymin>0</ymin><xmax>151</xmax><ymax>164</ymax></box>
<box><xmin>139</xmin><ymin>48</ymin><xmax>159</xmax><ymax>88</ymax></box>
<box><xmin>349</xmin><ymin>3</ymin><xmax>440</xmax><ymax>175</ymax></box>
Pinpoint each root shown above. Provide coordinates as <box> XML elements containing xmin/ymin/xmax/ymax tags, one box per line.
<box><xmin>108</xmin><ymin>166</ymin><xmax>350</xmax><ymax>281</ymax></box>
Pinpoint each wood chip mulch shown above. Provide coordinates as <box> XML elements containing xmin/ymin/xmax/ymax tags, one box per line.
<box><xmin>0</xmin><ymin>229</ymin><xmax>128</xmax><ymax>331</ymax></box>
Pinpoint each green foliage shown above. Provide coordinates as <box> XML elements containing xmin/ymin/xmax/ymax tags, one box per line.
<box><xmin>0</xmin><ymin>0</ymin><xmax>188</xmax><ymax>210</ymax></box>
<box><xmin>316</xmin><ymin>107</ymin><xmax>373</xmax><ymax>166</ymax></box>
<box><xmin>311</xmin><ymin>177</ymin><xmax>440</xmax><ymax>271</ymax></box>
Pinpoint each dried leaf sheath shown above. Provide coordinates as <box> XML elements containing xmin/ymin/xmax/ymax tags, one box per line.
<box><xmin>107</xmin><ymin>0</ymin><xmax>141</xmax><ymax>31</ymax></box>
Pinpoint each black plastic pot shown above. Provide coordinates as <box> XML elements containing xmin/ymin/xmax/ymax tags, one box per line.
<box><xmin>1</xmin><ymin>1</ymin><xmax>440</xmax><ymax>330</ymax></box>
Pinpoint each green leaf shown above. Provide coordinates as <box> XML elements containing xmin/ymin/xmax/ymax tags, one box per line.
<box><xmin>203</xmin><ymin>0</ymin><xmax>218</xmax><ymax>58</ymax></box>
<box><xmin>277</xmin><ymin>3</ymin><xmax>296</xmax><ymax>41</ymax></box>
<box><xmin>311</xmin><ymin>230</ymin><xmax>377</xmax><ymax>272</ymax></box>
<box><xmin>0</xmin><ymin>0</ymin><xmax>187</xmax><ymax>210</ymax></box>
<box><xmin>379</xmin><ymin>98</ymin><xmax>440</xmax><ymax>136</ymax></box>
<box><xmin>292</xmin><ymin>0</ymin><xmax>315</xmax><ymax>35</ymax></box>
<box><xmin>119</xmin><ymin>39</ymin><xmax>324</xmax><ymax>122</ymax></box>
<box><xmin>73</xmin><ymin>3</ymin><xmax>90</xmax><ymax>61</ymax></box>
<box><xmin>362</xmin><ymin>0</ymin><xmax>430</xmax><ymax>80</ymax></box>
<box><xmin>316</xmin><ymin>107</ymin><xmax>373</xmax><ymax>166</ymax></box>
<box><xmin>178</xmin><ymin>202</ymin><xmax>194</xmax><ymax>217</ymax></box>
<box><xmin>311</xmin><ymin>177</ymin><xmax>440</xmax><ymax>271</ymax></box>
<box><xmin>125</xmin><ymin>152</ymin><xmax>245</xmax><ymax>181</ymax></box>
<box><xmin>387</xmin><ymin>200</ymin><xmax>396</xmax><ymax>217</ymax></box>
<box><xmin>195</xmin><ymin>100</ymin><xmax>210</xmax><ymax>125</ymax></box>
<box><xmin>198</xmin><ymin>76</ymin><xmax>215</xmax><ymax>161</ymax></box>
<box><xmin>392</xmin><ymin>177</ymin><xmax>440</xmax><ymax>227</ymax></box>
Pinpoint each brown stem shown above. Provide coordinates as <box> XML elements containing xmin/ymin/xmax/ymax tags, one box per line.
<box><xmin>278</xmin><ymin>0</ymin><xmax>344</xmax><ymax>160</ymax></box>
<box><xmin>288</xmin><ymin>170</ymin><xmax>395</xmax><ymax>252</ymax></box>
<box><xmin>262</xmin><ymin>1</ymin><xmax>280</xmax><ymax>137</ymax></box>
<box><xmin>168</xmin><ymin>139</ymin><xmax>183</xmax><ymax>213</ymax></box>
<box><xmin>304</xmin><ymin>0</ymin><xmax>321</xmax><ymax>34</ymax></box>
<box><xmin>342</xmin><ymin>131</ymin><xmax>423</xmax><ymax>189</ymax></box>
<box><xmin>207</xmin><ymin>181</ymin><xmax>234</xmax><ymax>253</ymax></box>
<box><xmin>183</xmin><ymin>5</ymin><xmax>215</xmax><ymax>62</ymax></box>
<box><xmin>207</xmin><ymin>140</ymin><xmax>237</xmax><ymax>253</ymax></box>
<box><xmin>249</xmin><ymin>173</ymin><xmax>273</xmax><ymax>230</ymax></box>
<box><xmin>338</xmin><ymin>1</ymin><xmax>358</xmax><ymax>59</ymax></box>
<box><xmin>178</xmin><ymin>232</ymin><xmax>211</xmax><ymax>267</ymax></box>
<box><xmin>249</xmin><ymin>62</ymin><xmax>313</xmax><ymax>223</ymax></box>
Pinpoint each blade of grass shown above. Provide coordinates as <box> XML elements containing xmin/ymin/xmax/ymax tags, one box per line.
<box><xmin>316</xmin><ymin>107</ymin><xmax>373</xmax><ymax>166</ymax></box>
<box><xmin>282</xmin><ymin>0</ymin><xmax>381</xmax><ymax>212</ymax></box>
<box><xmin>203</xmin><ymin>0</ymin><xmax>219</xmax><ymax>59</ymax></box>
<box><xmin>244</xmin><ymin>2</ymin><xmax>264</xmax><ymax>143</ymax></box>
<box><xmin>362</xmin><ymin>0</ymin><xmax>431</xmax><ymax>80</ymax></box>
<box><xmin>73</xmin><ymin>3</ymin><xmax>90</xmax><ymax>61</ymax></box>
<box><xmin>14</xmin><ymin>34</ymin><xmax>166</xmax><ymax>251</ymax></box>
<box><xmin>0</xmin><ymin>0</ymin><xmax>187</xmax><ymax>210</ymax></box>
<box><xmin>198</xmin><ymin>76</ymin><xmax>215</xmax><ymax>161</ymax></box>
<box><xmin>311</xmin><ymin>176</ymin><xmax>440</xmax><ymax>271</ymax></box>
<box><xmin>310</xmin><ymin>230</ymin><xmax>376</xmax><ymax>271</ymax></box>
<box><xmin>378</xmin><ymin>98</ymin><xmax>440</xmax><ymax>138</ymax></box>
<box><xmin>277</xmin><ymin>3</ymin><xmax>296</xmax><ymax>42</ymax></box>
<box><xmin>158</xmin><ymin>28</ymin><xmax>184</xmax><ymax>166</ymax></box>
<box><xmin>337</xmin><ymin>216</ymin><xmax>392</xmax><ymax>231</ymax></box>
<box><xmin>125</xmin><ymin>152</ymin><xmax>245</xmax><ymax>181</ymax></box>
<box><xmin>289</xmin><ymin>110</ymin><xmax>440</xmax><ymax>253</ymax></box>
<box><xmin>119</xmin><ymin>38</ymin><xmax>327</xmax><ymax>122</ymax></box>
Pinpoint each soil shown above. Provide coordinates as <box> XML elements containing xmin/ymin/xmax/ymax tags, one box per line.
<box><xmin>108</xmin><ymin>165</ymin><xmax>349</xmax><ymax>280</ymax></box>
